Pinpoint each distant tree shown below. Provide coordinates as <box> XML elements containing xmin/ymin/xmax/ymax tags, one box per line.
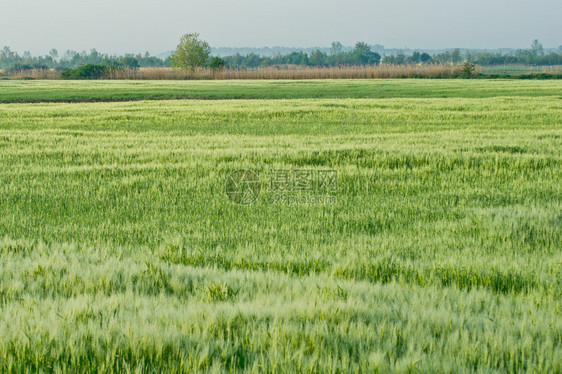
<box><xmin>209</xmin><ymin>56</ymin><xmax>226</xmax><ymax>70</ymax></box>
<box><xmin>409</xmin><ymin>51</ymin><xmax>421</xmax><ymax>63</ymax></box>
<box><xmin>260</xmin><ymin>57</ymin><xmax>273</xmax><ymax>67</ymax></box>
<box><xmin>515</xmin><ymin>48</ymin><xmax>534</xmax><ymax>64</ymax></box>
<box><xmin>384</xmin><ymin>53</ymin><xmax>406</xmax><ymax>65</ymax></box>
<box><xmin>531</xmin><ymin>39</ymin><xmax>544</xmax><ymax>56</ymax></box>
<box><xmin>353</xmin><ymin>42</ymin><xmax>381</xmax><ymax>65</ymax></box>
<box><xmin>433</xmin><ymin>51</ymin><xmax>451</xmax><ymax>63</ymax></box>
<box><xmin>461</xmin><ymin>62</ymin><xmax>475</xmax><ymax>77</ymax></box>
<box><xmin>330</xmin><ymin>42</ymin><xmax>343</xmax><ymax>56</ymax></box>
<box><xmin>245</xmin><ymin>53</ymin><xmax>263</xmax><ymax>67</ymax></box>
<box><xmin>62</xmin><ymin>50</ymin><xmax>77</xmax><ymax>61</ymax></box>
<box><xmin>87</xmin><ymin>49</ymin><xmax>102</xmax><ymax>64</ymax></box>
<box><xmin>49</xmin><ymin>49</ymin><xmax>59</xmax><ymax>61</ymax></box>
<box><xmin>309</xmin><ymin>49</ymin><xmax>326</xmax><ymax>66</ymax></box>
<box><xmin>119</xmin><ymin>55</ymin><xmax>140</xmax><ymax>69</ymax></box>
<box><xmin>451</xmin><ymin>48</ymin><xmax>462</xmax><ymax>63</ymax></box>
<box><xmin>420</xmin><ymin>52</ymin><xmax>432</xmax><ymax>63</ymax></box>
<box><xmin>170</xmin><ymin>33</ymin><xmax>211</xmax><ymax>69</ymax></box>
<box><xmin>0</xmin><ymin>47</ymin><xmax>18</xmax><ymax>69</ymax></box>
<box><xmin>228</xmin><ymin>53</ymin><xmax>244</xmax><ymax>66</ymax></box>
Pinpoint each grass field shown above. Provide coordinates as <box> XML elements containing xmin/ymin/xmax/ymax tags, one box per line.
<box><xmin>1</xmin><ymin>79</ymin><xmax>562</xmax><ymax>103</ymax></box>
<box><xmin>0</xmin><ymin>79</ymin><xmax>561</xmax><ymax>372</ymax></box>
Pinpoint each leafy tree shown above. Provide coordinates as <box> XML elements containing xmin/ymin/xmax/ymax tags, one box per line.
<box><xmin>330</xmin><ymin>42</ymin><xmax>343</xmax><ymax>56</ymax></box>
<box><xmin>531</xmin><ymin>39</ymin><xmax>544</xmax><ymax>56</ymax></box>
<box><xmin>86</xmin><ymin>49</ymin><xmax>103</xmax><ymax>65</ymax></box>
<box><xmin>420</xmin><ymin>53</ymin><xmax>432</xmax><ymax>63</ymax></box>
<box><xmin>119</xmin><ymin>55</ymin><xmax>140</xmax><ymax>69</ymax></box>
<box><xmin>245</xmin><ymin>53</ymin><xmax>262</xmax><ymax>67</ymax></box>
<box><xmin>409</xmin><ymin>52</ymin><xmax>421</xmax><ymax>63</ymax></box>
<box><xmin>353</xmin><ymin>42</ymin><xmax>381</xmax><ymax>65</ymax></box>
<box><xmin>49</xmin><ymin>49</ymin><xmax>59</xmax><ymax>61</ymax></box>
<box><xmin>170</xmin><ymin>33</ymin><xmax>211</xmax><ymax>69</ymax></box>
<box><xmin>451</xmin><ymin>48</ymin><xmax>462</xmax><ymax>63</ymax></box>
<box><xmin>1</xmin><ymin>46</ymin><xmax>11</xmax><ymax>57</ymax></box>
<box><xmin>515</xmin><ymin>49</ymin><xmax>534</xmax><ymax>64</ymax></box>
<box><xmin>260</xmin><ymin>57</ymin><xmax>273</xmax><ymax>67</ymax></box>
<box><xmin>309</xmin><ymin>49</ymin><xmax>326</xmax><ymax>66</ymax></box>
<box><xmin>209</xmin><ymin>56</ymin><xmax>226</xmax><ymax>70</ymax></box>
<box><xmin>384</xmin><ymin>54</ymin><xmax>406</xmax><ymax>65</ymax></box>
<box><xmin>461</xmin><ymin>62</ymin><xmax>475</xmax><ymax>77</ymax></box>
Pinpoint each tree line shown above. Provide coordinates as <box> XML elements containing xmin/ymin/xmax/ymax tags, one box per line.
<box><xmin>0</xmin><ymin>47</ymin><xmax>168</xmax><ymax>71</ymax></box>
<box><xmin>2</xmin><ymin>38</ymin><xmax>561</xmax><ymax>72</ymax></box>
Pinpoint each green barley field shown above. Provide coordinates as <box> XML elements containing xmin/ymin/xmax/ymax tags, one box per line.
<box><xmin>0</xmin><ymin>79</ymin><xmax>560</xmax><ymax>373</ymax></box>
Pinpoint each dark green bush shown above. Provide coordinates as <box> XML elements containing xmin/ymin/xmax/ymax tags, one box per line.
<box><xmin>61</xmin><ymin>64</ymin><xmax>109</xmax><ymax>80</ymax></box>
<box><xmin>461</xmin><ymin>62</ymin><xmax>476</xmax><ymax>78</ymax></box>
<box><xmin>209</xmin><ymin>56</ymin><xmax>226</xmax><ymax>70</ymax></box>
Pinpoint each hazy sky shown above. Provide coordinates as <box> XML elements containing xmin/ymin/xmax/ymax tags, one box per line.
<box><xmin>2</xmin><ymin>0</ymin><xmax>561</xmax><ymax>55</ymax></box>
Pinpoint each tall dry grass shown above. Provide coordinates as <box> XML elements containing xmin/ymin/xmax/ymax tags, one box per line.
<box><xmin>110</xmin><ymin>64</ymin><xmax>462</xmax><ymax>80</ymax></box>
<box><xmin>2</xmin><ymin>69</ymin><xmax>62</xmax><ymax>79</ymax></box>
<box><xmin>1</xmin><ymin>64</ymin><xmax>464</xmax><ymax>80</ymax></box>
<box><xmin>3</xmin><ymin>64</ymin><xmax>561</xmax><ymax>80</ymax></box>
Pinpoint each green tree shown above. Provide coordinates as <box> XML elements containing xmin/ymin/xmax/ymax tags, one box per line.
<box><xmin>420</xmin><ymin>53</ymin><xmax>432</xmax><ymax>63</ymax></box>
<box><xmin>451</xmin><ymin>48</ymin><xmax>462</xmax><ymax>63</ymax></box>
<box><xmin>409</xmin><ymin>51</ymin><xmax>421</xmax><ymax>63</ymax></box>
<box><xmin>119</xmin><ymin>55</ymin><xmax>140</xmax><ymax>69</ymax></box>
<box><xmin>461</xmin><ymin>62</ymin><xmax>475</xmax><ymax>77</ymax></box>
<box><xmin>531</xmin><ymin>39</ymin><xmax>543</xmax><ymax>56</ymax></box>
<box><xmin>330</xmin><ymin>42</ymin><xmax>343</xmax><ymax>56</ymax></box>
<box><xmin>353</xmin><ymin>42</ymin><xmax>381</xmax><ymax>65</ymax></box>
<box><xmin>170</xmin><ymin>33</ymin><xmax>211</xmax><ymax>69</ymax></box>
<box><xmin>209</xmin><ymin>56</ymin><xmax>226</xmax><ymax>70</ymax></box>
<box><xmin>309</xmin><ymin>49</ymin><xmax>326</xmax><ymax>66</ymax></box>
<box><xmin>49</xmin><ymin>49</ymin><xmax>59</xmax><ymax>61</ymax></box>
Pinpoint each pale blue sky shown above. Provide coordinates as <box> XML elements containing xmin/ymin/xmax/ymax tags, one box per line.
<box><xmin>1</xmin><ymin>0</ymin><xmax>560</xmax><ymax>54</ymax></box>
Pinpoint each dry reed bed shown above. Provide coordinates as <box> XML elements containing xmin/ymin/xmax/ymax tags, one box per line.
<box><xmin>3</xmin><ymin>69</ymin><xmax>62</xmax><ymax>79</ymax></box>
<box><xmin>112</xmin><ymin>64</ymin><xmax>462</xmax><ymax>80</ymax></box>
<box><xmin>2</xmin><ymin>64</ymin><xmax>463</xmax><ymax>80</ymax></box>
<box><xmin>4</xmin><ymin>64</ymin><xmax>561</xmax><ymax>80</ymax></box>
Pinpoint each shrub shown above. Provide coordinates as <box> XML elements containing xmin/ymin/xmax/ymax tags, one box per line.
<box><xmin>461</xmin><ymin>62</ymin><xmax>476</xmax><ymax>78</ymax></box>
<box><xmin>209</xmin><ymin>57</ymin><xmax>226</xmax><ymax>71</ymax></box>
<box><xmin>61</xmin><ymin>64</ymin><xmax>109</xmax><ymax>80</ymax></box>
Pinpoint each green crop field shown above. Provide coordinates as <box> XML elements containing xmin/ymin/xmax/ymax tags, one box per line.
<box><xmin>1</xmin><ymin>79</ymin><xmax>562</xmax><ymax>103</ymax></box>
<box><xmin>0</xmin><ymin>79</ymin><xmax>560</xmax><ymax>372</ymax></box>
